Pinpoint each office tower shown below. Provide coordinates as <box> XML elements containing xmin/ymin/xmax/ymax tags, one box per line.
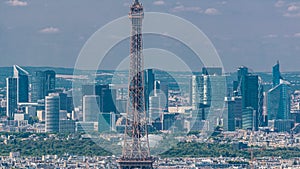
<box><xmin>66</xmin><ymin>95</ymin><xmax>74</xmax><ymax>113</ymax></box>
<box><xmin>209</xmin><ymin>75</ymin><xmax>227</xmax><ymax>109</ymax></box>
<box><xmin>31</xmin><ymin>71</ymin><xmax>46</xmax><ymax>102</ymax></box>
<box><xmin>162</xmin><ymin>113</ymin><xmax>177</xmax><ymax>131</ymax></box>
<box><xmin>59</xmin><ymin>93</ymin><xmax>68</xmax><ymax>111</ymax></box>
<box><xmin>153</xmin><ymin>80</ymin><xmax>169</xmax><ymax>112</ymax></box>
<box><xmin>118</xmin><ymin>0</ymin><xmax>153</xmax><ymax>168</ymax></box>
<box><xmin>191</xmin><ymin>75</ymin><xmax>210</xmax><ymax>120</ymax></box>
<box><xmin>232</xmin><ymin>96</ymin><xmax>243</xmax><ymax>128</ymax></box>
<box><xmin>235</xmin><ymin>66</ymin><xmax>260</xmax><ymax>130</ymax></box>
<box><xmin>44</xmin><ymin>70</ymin><xmax>56</xmax><ymax>94</ymax></box>
<box><xmin>83</xmin><ymin>95</ymin><xmax>100</xmax><ymax>122</ymax></box>
<box><xmin>82</xmin><ymin>84</ymin><xmax>117</xmax><ymax>113</ymax></box>
<box><xmin>242</xmin><ymin>107</ymin><xmax>255</xmax><ymax>130</ymax></box>
<box><xmin>149</xmin><ymin>96</ymin><xmax>160</xmax><ymax>122</ymax></box>
<box><xmin>6</xmin><ymin>78</ymin><xmax>18</xmax><ymax>118</ymax></box>
<box><xmin>192</xmin><ymin>75</ymin><xmax>211</xmax><ymax>109</ymax></box>
<box><xmin>268</xmin><ymin>80</ymin><xmax>292</xmax><ymax>120</ymax></box>
<box><xmin>258</xmin><ymin>83</ymin><xmax>266</xmax><ymax>127</ymax></box>
<box><xmin>144</xmin><ymin>69</ymin><xmax>155</xmax><ymax>114</ymax></box>
<box><xmin>158</xmin><ymin>81</ymin><xmax>169</xmax><ymax>112</ymax></box>
<box><xmin>45</xmin><ymin>94</ymin><xmax>60</xmax><ymax>133</ymax></box>
<box><xmin>272</xmin><ymin>61</ymin><xmax>281</xmax><ymax>87</ymax></box>
<box><xmin>98</xmin><ymin>112</ymin><xmax>116</xmax><ymax>133</ymax></box>
<box><xmin>244</xmin><ymin>74</ymin><xmax>259</xmax><ymax>130</ymax></box>
<box><xmin>31</xmin><ymin>70</ymin><xmax>56</xmax><ymax>102</ymax></box>
<box><xmin>223</xmin><ymin>97</ymin><xmax>236</xmax><ymax>131</ymax></box>
<box><xmin>237</xmin><ymin>66</ymin><xmax>248</xmax><ymax>84</ymax></box>
<box><xmin>13</xmin><ymin>65</ymin><xmax>29</xmax><ymax>103</ymax></box>
<box><xmin>95</xmin><ymin>84</ymin><xmax>116</xmax><ymax>113</ymax></box>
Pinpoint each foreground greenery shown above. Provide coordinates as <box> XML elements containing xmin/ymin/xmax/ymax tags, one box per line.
<box><xmin>161</xmin><ymin>142</ymin><xmax>300</xmax><ymax>159</ymax></box>
<box><xmin>2</xmin><ymin>132</ymin><xmax>300</xmax><ymax>159</ymax></box>
<box><xmin>0</xmin><ymin>133</ymin><xmax>112</xmax><ymax>157</ymax></box>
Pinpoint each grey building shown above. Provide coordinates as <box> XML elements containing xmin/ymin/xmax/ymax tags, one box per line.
<box><xmin>83</xmin><ymin>95</ymin><xmax>100</xmax><ymax>122</ymax></box>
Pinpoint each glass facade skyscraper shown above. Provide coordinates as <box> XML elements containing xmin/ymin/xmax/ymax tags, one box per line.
<box><xmin>6</xmin><ymin>77</ymin><xmax>18</xmax><ymax>118</ymax></box>
<box><xmin>272</xmin><ymin>61</ymin><xmax>281</xmax><ymax>87</ymax></box>
<box><xmin>144</xmin><ymin>69</ymin><xmax>155</xmax><ymax>114</ymax></box>
<box><xmin>13</xmin><ymin>65</ymin><xmax>29</xmax><ymax>103</ymax></box>
<box><xmin>83</xmin><ymin>95</ymin><xmax>100</xmax><ymax>122</ymax></box>
<box><xmin>268</xmin><ymin>80</ymin><xmax>292</xmax><ymax>120</ymax></box>
<box><xmin>31</xmin><ymin>70</ymin><xmax>56</xmax><ymax>102</ymax></box>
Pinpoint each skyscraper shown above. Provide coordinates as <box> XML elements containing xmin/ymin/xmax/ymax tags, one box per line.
<box><xmin>235</xmin><ymin>66</ymin><xmax>261</xmax><ymax>131</ymax></box>
<box><xmin>13</xmin><ymin>65</ymin><xmax>29</xmax><ymax>103</ymax></box>
<box><xmin>244</xmin><ymin>74</ymin><xmax>259</xmax><ymax>130</ymax></box>
<box><xmin>191</xmin><ymin>75</ymin><xmax>210</xmax><ymax>120</ymax></box>
<box><xmin>95</xmin><ymin>84</ymin><xmax>116</xmax><ymax>113</ymax></box>
<box><xmin>272</xmin><ymin>61</ymin><xmax>281</xmax><ymax>87</ymax></box>
<box><xmin>6</xmin><ymin>78</ymin><xmax>18</xmax><ymax>118</ymax></box>
<box><xmin>223</xmin><ymin>97</ymin><xmax>236</xmax><ymax>131</ymax></box>
<box><xmin>118</xmin><ymin>0</ymin><xmax>153</xmax><ymax>168</ymax></box>
<box><xmin>268</xmin><ymin>80</ymin><xmax>292</xmax><ymax>120</ymax></box>
<box><xmin>242</xmin><ymin>107</ymin><xmax>254</xmax><ymax>130</ymax></box>
<box><xmin>45</xmin><ymin>94</ymin><xmax>60</xmax><ymax>133</ymax></box>
<box><xmin>31</xmin><ymin>71</ymin><xmax>46</xmax><ymax>102</ymax></box>
<box><xmin>144</xmin><ymin>69</ymin><xmax>155</xmax><ymax>115</ymax></box>
<box><xmin>44</xmin><ymin>70</ymin><xmax>56</xmax><ymax>95</ymax></box>
<box><xmin>83</xmin><ymin>95</ymin><xmax>100</xmax><ymax>122</ymax></box>
<box><xmin>31</xmin><ymin>70</ymin><xmax>56</xmax><ymax>102</ymax></box>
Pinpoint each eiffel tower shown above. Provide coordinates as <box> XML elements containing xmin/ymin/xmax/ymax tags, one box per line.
<box><xmin>117</xmin><ymin>0</ymin><xmax>154</xmax><ymax>169</ymax></box>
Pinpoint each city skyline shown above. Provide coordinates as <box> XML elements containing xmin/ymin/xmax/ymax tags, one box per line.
<box><xmin>1</xmin><ymin>1</ymin><xmax>300</xmax><ymax>168</ymax></box>
<box><xmin>0</xmin><ymin>0</ymin><xmax>300</xmax><ymax>72</ymax></box>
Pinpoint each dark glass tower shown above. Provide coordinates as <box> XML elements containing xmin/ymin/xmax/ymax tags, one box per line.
<box><xmin>95</xmin><ymin>84</ymin><xmax>116</xmax><ymax>113</ymax></box>
<box><xmin>6</xmin><ymin>77</ymin><xmax>18</xmax><ymax>119</ymax></box>
<box><xmin>272</xmin><ymin>61</ymin><xmax>281</xmax><ymax>87</ymax></box>
<box><xmin>13</xmin><ymin>65</ymin><xmax>29</xmax><ymax>103</ymax></box>
<box><xmin>144</xmin><ymin>69</ymin><xmax>155</xmax><ymax>116</ymax></box>
<box><xmin>244</xmin><ymin>74</ymin><xmax>259</xmax><ymax>130</ymax></box>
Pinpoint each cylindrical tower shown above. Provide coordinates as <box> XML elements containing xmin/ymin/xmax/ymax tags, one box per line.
<box><xmin>45</xmin><ymin>94</ymin><xmax>60</xmax><ymax>133</ymax></box>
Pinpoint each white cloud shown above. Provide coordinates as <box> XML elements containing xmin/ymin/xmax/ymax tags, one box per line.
<box><xmin>39</xmin><ymin>27</ymin><xmax>60</xmax><ymax>34</ymax></box>
<box><xmin>6</xmin><ymin>0</ymin><xmax>27</xmax><ymax>6</ymax></box>
<box><xmin>204</xmin><ymin>8</ymin><xmax>220</xmax><ymax>15</ymax></box>
<box><xmin>275</xmin><ymin>0</ymin><xmax>285</xmax><ymax>8</ymax></box>
<box><xmin>264</xmin><ymin>34</ymin><xmax>278</xmax><ymax>38</ymax></box>
<box><xmin>153</xmin><ymin>0</ymin><xmax>165</xmax><ymax>6</ymax></box>
<box><xmin>294</xmin><ymin>33</ymin><xmax>300</xmax><ymax>38</ymax></box>
<box><xmin>288</xmin><ymin>4</ymin><xmax>300</xmax><ymax>12</ymax></box>
<box><xmin>283</xmin><ymin>12</ymin><xmax>300</xmax><ymax>18</ymax></box>
<box><xmin>171</xmin><ymin>5</ymin><xmax>203</xmax><ymax>13</ymax></box>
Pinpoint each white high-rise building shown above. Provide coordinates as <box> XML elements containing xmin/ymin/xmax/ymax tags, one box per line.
<box><xmin>45</xmin><ymin>94</ymin><xmax>60</xmax><ymax>132</ymax></box>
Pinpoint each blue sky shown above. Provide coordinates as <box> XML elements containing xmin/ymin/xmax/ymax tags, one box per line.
<box><xmin>0</xmin><ymin>0</ymin><xmax>300</xmax><ymax>72</ymax></box>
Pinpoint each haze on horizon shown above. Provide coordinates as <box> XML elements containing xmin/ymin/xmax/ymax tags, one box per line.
<box><xmin>0</xmin><ymin>0</ymin><xmax>300</xmax><ymax>72</ymax></box>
